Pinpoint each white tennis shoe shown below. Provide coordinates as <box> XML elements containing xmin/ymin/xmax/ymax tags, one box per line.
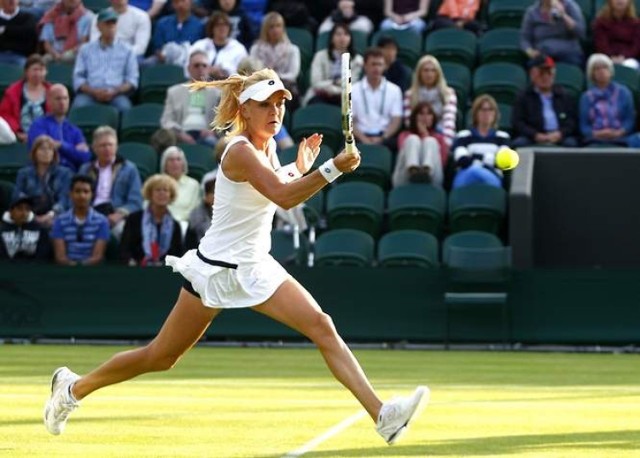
<box><xmin>44</xmin><ymin>366</ymin><xmax>80</xmax><ymax>435</ymax></box>
<box><xmin>376</xmin><ymin>385</ymin><xmax>429</xmax><ymax>445</ymax></box>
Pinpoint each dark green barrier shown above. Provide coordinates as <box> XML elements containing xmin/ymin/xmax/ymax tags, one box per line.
<box><xmin>1</xmin><ymin>264</ymin><xmax>639</xmax><ymax>344</ymax></box>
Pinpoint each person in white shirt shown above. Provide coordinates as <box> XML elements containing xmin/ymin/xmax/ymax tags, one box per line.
<box><xmin>351</xmin><ymin>47</ymin><xmax>403</xmax><ymax>151</ymax></box>
<box><xmin>44</xmin><ymin>68</ymin><xmax>429</xmax><ymax>447</ymax></box>
<box><xmin>90</xmin><ymin>0</ymin><xmax>151</xmax><ymax>58</ymax></box>
<box><xmin>160</xmin><ymin>146</ymin><xmax>200</xmax><ymax>223</ymax></box>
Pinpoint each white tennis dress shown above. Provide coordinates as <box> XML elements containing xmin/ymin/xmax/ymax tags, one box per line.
<box><xmin>165</xmin><ymin>135</ymin><xmax>291</xmax><ymax>308</ymax></box>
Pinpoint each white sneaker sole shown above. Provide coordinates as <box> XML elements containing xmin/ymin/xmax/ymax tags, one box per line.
<box><xmin>387</xmin><ymin>385</ymin><xmax>430</xmax><ymax>445</ymax></box>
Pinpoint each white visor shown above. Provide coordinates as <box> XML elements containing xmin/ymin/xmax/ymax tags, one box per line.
<box><xmin>238</xmin><ymin>78</ymin><xmax>292</xmax><ymax>104</ymax></box>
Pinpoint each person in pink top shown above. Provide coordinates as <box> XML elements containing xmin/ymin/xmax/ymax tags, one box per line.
<box><xmin>593</xmin><ymin>0</ymin><xmax>640</xmax><ymax>70</ymax></box>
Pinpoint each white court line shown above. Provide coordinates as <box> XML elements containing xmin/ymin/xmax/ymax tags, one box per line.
<box><xmin>281</xmin><ymin>410</ymin><xmax>367</xmax><ymax>458</ymax></box>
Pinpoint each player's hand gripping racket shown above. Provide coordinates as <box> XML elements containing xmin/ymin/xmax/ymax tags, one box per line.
<box><xmin>341</xmin><ymin>52</ymin><xmax>357</xmax><ymax>155</ymax></box>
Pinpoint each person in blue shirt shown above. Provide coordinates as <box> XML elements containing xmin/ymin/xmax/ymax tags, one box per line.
<box><xmin>151</xmin><ymin>0</ymin><xmax>204</xmax><ymax>63</ymax></box>
<box><xmin>51</xmin><ymin>174</ymin><xmax>110</xmax><ymax>266</ymax></box>
<box><xmin>28</xmin><ymin>84</ymin><xmax>91</xmax><ymax>172</ymax></box>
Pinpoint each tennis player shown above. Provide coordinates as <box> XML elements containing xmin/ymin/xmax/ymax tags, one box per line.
<box><xmin>44</xmin><ymin>68</ymin><xmax>428</xmax><ymax>444</ymax></box>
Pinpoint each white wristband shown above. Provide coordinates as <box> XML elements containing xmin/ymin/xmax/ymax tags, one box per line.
<box><xmin>277</xmin><ymin>162</ymin><xmax>302</xmax><ymax>183</ymax></box>
<box><xmin>318</xmin><ymin>159</ymin><xmax>343</xmax><ymax>183</ymax></box>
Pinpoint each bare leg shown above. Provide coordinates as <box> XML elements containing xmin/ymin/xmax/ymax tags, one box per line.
<box><xmin>72</xmin><ymin>289</ymin><xmax>221</xmax><ymax>400</ymax></box>
<box><xmin>252</xmin><ymin>278</ymin><xmax>383</xmax><ymax>422</ymax></box>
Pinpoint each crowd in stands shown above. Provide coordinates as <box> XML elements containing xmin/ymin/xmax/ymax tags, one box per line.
<box><xmin>1</xmin><ymin>0</ymin><xmax>640</xmax><ymax>266</ymax></box>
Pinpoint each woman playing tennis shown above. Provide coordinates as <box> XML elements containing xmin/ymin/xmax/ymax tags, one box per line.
<box><xmin>44</xmin><ymin>68</ymin><xmax>428</xmax><ymax>445</ymax></box>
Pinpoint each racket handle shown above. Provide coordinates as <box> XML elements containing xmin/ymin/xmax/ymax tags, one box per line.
<box><xmin>345</xmin><ymin>138</ymin><xmax>357</xmax><ymax>155</ymax></box>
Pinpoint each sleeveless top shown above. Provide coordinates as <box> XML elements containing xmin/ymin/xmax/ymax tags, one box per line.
<box><xmin>198</xmin><ymin>135</ymin><xmax>280</xmax><ymax>264</ymax></box>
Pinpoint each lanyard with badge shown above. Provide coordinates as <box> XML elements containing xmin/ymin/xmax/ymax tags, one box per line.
<box><xmin>360</xmin><ymin>80</ymin><xmax>387</xmax><ymax>117</ymax></box>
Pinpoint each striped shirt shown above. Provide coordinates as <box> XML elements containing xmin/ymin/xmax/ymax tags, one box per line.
<box><xmin>403</xmin><ymin>86</ymin><xmax>458</xmax><ymax>146</ymax></box>
<box><xmin>51</xmin><ymin>208</ymin><xmax>110</xmax><ymax>262</ymax></box>
<box><xmin>73</xmin><ymin>39</ymin><xmax>139</xmax><ymax>91</ymax></box>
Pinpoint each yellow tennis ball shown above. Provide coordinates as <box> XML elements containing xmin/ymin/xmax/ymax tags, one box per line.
<box><xmin>495</xmin><ymin>147</ymin><xmax>520</xmax><ymax>171</ymax></box>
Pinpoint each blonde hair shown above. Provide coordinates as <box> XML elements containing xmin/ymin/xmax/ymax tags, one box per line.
<box><xmin>409</xmin><ymin>55</ymin><xmax>451</xmax><ymax>109</ymax></box>
<box><xmin>29</xmin><ymin>134</ymin><xmax>59</xmax><ymax>164</ymax></box>
<box><xmin>142</xmin><ymin>174</ymin><xmax>178</xmax><ymax>203</ymax></box>
<box><xmin>258</xmin><ymin>12</ymin><xmax>289</xmax><ymax>44</ymax></box>
<box><xmin>597</xmin><ymin>0</ymin><xmax>636</xmax><ymax>19</ymax></box>
<box><xmin>160</xmin><ymin>145</ymin><xmax>188</xmax><ymax>176</ymax></box>
<box><xmin>188</xmin><ymin>68</ymin><xmax>282</xmax><ymax>137</ymax></box>
<box><xmin>471</xmin><ymin>94</ymin><xmax>499</xmax><ymax>128</ymax></box>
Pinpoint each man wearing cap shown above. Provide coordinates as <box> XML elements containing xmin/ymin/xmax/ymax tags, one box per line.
<box><xmin>73</xmin><ymin>7</ymin><xmax>139</xmax><ymax>112</ymax></box>
<box><xmin>89</xmin><ymin>0</ymin><xmax>150</xmax><ymax>58</ymax></box>
<box><xmin>511</xmin><ymin>54</ymin><xmax>579</xmax><ymax>148</ymax></box>
<box><xmin>0</xmin><ymin>194</ymin><xmax>51</xmax><ymax>262</ymax></box>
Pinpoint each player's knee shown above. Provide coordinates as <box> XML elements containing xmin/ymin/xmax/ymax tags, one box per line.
<box><xmin>310</xmin><ymin>312</ymin><xmax>338</xmax><ymax>347</ymax></box>
<box><xmin>144</xmin><ymin>345</ymin><xmax>182</xmax><ymax>372</ymax></box>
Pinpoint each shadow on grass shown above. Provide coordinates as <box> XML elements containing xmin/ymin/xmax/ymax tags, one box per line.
<box><xmin>258</xmin><ymin>429</ymin><xmax>640</xmax><ymax>457</ymax></box>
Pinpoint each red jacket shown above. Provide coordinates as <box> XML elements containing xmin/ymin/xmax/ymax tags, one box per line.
<box><xmin>0</xmin><ymin>80</ymin><xmax>52</xmax><ymax>134</ymax></box>
<box><xmin>593</xmin><ymin>17</ymin><xmax>640</xmax><ymax>59</ymax></box>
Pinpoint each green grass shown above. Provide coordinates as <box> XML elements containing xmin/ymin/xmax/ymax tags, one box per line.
<box><xmin>1</xmin><ymin>345</ymin><xmax>639</xmax><ymax>457</ymax></box>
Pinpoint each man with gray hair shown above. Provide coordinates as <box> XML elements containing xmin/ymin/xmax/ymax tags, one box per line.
<box><xmin>78</xmin><ymin>125</ymin><xmax>142</xmax><ymax>237</ymax></box>
<box><xmin>160</xmin><ymin>50</ymin><xmax>220</xmax><ymax>146</ymax></box>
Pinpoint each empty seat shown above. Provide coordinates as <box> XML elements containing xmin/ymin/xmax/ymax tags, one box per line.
<box><xmin>68</xmin><ymin>105</ymin><xmax>119</xmax><ymax>142</ymax></box>
<box><xmin>473</xmin><ymin>63</ymin><xmax>527</xmax><ymax>104</ymax></box>
<box><xmin>118</xmin><ymin>142</ymin><xmax>158</xmax><ymax>181</ymax></box>
<box><xmin>377</xmin><ymin>230</ymin><xmax>439</xmax><ymax>268</ymax></box>
<box><xmin>613</xmin><ymin>63</ymin><xmax>640</xmax><ymax>108</ymax></box>
<box><xmin>326</xmin><ymin>182</ymin><xmax>384</xmax><ymax>238</ymax></box>
<box><xmin>441</xmin><ymin>62</ymin><xmax>472</xmax><ymax>112</ymax></box>
<box><xmin>314</xmin><ymin>229</ymin><xmax>374</xmax><ymax>266</ymax></box>
<box><xmin>554</xmin><ymin>63</ymin><xmax>585</xmax><ymax>100</ymax></box>
<box><xmin>339</xmin><ymin>143</ymin><xmax>392</xmax><ymax>189</ymax></box>
<box><xmin>291</xmin><ymin>103</ymin><xmax>343</xmax><ymax>152</ymax></box>
<box><xmin>179</xmin><ymin>143</ymin><xmax>216</xmax><ymax>181</ymax></box>
<box><xmin>286</xmin><ymin>27</ymin><xmax>314</xmax><ymax>69</ymax></box>
<box><xmin>478</xmin><ymin>28</ymin><xmax>526</xmax><ymax>66</ymax></box>
<box><xmin>119</xmin><ymin>103</ymin><xmax>163</xmax><ymax>143</ymax></box>
<box><xmin>387</xmin><ymin>184</ymin><xmax>447</xmax><ymax>235</ymax></box>
<box><xmin>271</xmin><ymin>229</ymin><xmax>308</xmax><ymax>266</ymax></box>
<box><xmin>0</xmin><ymin>179</ymin><xmax>15</xmax><ymax>213</ymax></box>
<box><xmin>46</xmin><ymin>62</ymin><xmax>74</xmax><ymax>93</ymax></box>
<box><xmin>139</xmin><ymin>64</ymin><xmax>185</xmax><ymax>104</ymax></box>
<box><xmin>371</xmin><ymin>29</ymin><xmax>423</xmax><ymax>68</ymax></box>
<box><xmin>448</xmin><ymin>184</ymin><xmax>507</xmax><ymax>234</ymax></box>
<box><xmin>0</xmin><ymin>143</ymin><xmax>29</xmax><ymax>183</ymax></box>
<box><xmin>424</xmin><ymin>28</ymin><xmax>477</xmax><ymax>69</ymax></box>
<box><xmin>0</xmin><ymin>63</ymin><xmax>22</xmax><ymax>96</ymax></box>
<box><xmin>488</xmin><ymin>0</ymin><xmax>531</xmax><ymax>28</ymax></box>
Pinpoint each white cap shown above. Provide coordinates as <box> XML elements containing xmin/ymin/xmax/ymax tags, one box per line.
<box><xmin>238</xmin><ymin>78</ymin><xmax>292</xmax><ymax>104</ymax></box>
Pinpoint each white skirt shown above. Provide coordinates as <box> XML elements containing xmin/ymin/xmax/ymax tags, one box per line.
<box><xmin>165</xmin><ymin>249</ymin><xmax>291</xmax><ymax>309</ymax></box>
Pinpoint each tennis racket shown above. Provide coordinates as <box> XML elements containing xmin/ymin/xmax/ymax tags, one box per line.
<box><xmin>341</xmin><ymin>52</ymin><xmax>357</xmax><ymax>155</ymax></box>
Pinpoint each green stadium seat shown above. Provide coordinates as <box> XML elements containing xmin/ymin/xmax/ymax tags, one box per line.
<box><xmin>339</xmin><ymin>143</ymin><xmax>392</xmax><ymax>189</ymax></box>
<box><xmin>0</xmin><ymin>63</ymin><xmax>23</xmax><ymax>97</ymax></box>
<box><xmin>68</xmin><ymin>104</ymin><xmax>119</xmax><ymax>142</ymax></box>
<box><xmin>326</xmin><ymin>182</ymin><xmax>384</xmax><ymax>238</ymax></box>
<box><xmin>488</xmin><ymin>0</ymin><xmax>531</xmax><ymax>28</ymax></box>
<box><xmin>0</xmin><ymin>179</ymin><xmax>15</xmax><ymax>213</ymax></box>
<box><xmin>554</xmin><ymin>63</ymin><xmax>585</xmax><ymax>100</ymax></box>
<box><xmin>278</xmin><ymin>144</ymin><xmax>334</xmax><ymax>171</ymax></box>
<box><xmin>119</xmin><ymin>103</ymin><xmax>163</xmax><ymax>144</ymax></box>
<box><xmin>316</xmin><ymin>30</ymin><xmax>369</xmax><ymax>55</ymax></box>
<box><xmin>424</xmin><ymin>28</ymin><xmax>477</xmax><ymax>69</ymax></box>
<box><xmin>0</xmin><ymin>143</ymin><xmax>29</xmax><ymax>183</ymax></box>
<box><xmin>478</xmin><ymin>28</ymin><xmax>527</xmax><ymax>66</ymax></box>
<box><xmin>139</xmin><ymin>64</ymin><xmax>185</xmax><ymax>104</ymax></box>
<box><xmin>291</xmin><ymin>103</ymin><xmax>343</xmax><ymax>152</ymax></box>
<box><xmin>104</xmin><ymin>234</ymin><xmax>121</xmax><ymax>263</ymax></box>
<box><xmin>303</xmin><ymin>190</ymin><xmax>324</xmax><ymax>229</ymax></box>
<box><xmin>83</xmin><ymin>0</ymin><xmax>109</xmax><ymax>12</ymax></box>
<box><xmin>314</xmin><ymin>229</ymin><xmax>374</xmax><ymax>267</ymax></box>
<box><xmin>441</xmin><ymin>61</ymin><xmax>472</xmax><ymax>114</ymax></box>
<box><xmin>271</xmin><ymin>229</ymin><xmax>309</xmax><ymax>266</ymax></box>
<box><xmin>371</xmin><ymin>29</ymin><xmax>423</xmax><ymax>68</ymax></box>
<box><xmin>377</xmin><ymin>230</ymin><xmax>439</xmax><ymax>268</ymax></box>
<box><xmin>442</xmin><ymin>230</ymin><xmax>504</xmax><ymax>264</ymax></box>
<box><xmin>178</xmin><ymin>143</ymin><xmax>216</xmax><ymax>181</ymax></box>
<box><xmin>613</xmin><ymin>64</ymin><xmax>640</xmax><ymax>108</ymax></box>
<box><xmin>46</xmin><ymin>62</ymin><xmax>74</xmax><ymax>94</ymax></box>
<box><xmin>473</xmin><ymin>63</ymin><xmax>527</xmax><ymax>104</ymax></box>
<box><xmin>117</xmin><ymin>142</ymin><xmax>158</xmax><ymax>181</ymax></box>
<box><xmin>448</xmin><ymin>184</ymin><xmax>507</xmax><ymax>234</ymax></box>
<box><xmin>286</xmin><ymin>27</ymin><xmax>314</xmax><ymax>69</ymax></box>
<box><xmin>387</xmin><ymin>184</ymin><xmax>446</xmax><ymax>236</ymax></box>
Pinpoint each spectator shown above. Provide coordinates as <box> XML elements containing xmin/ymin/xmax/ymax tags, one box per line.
<box><xmin>593</xmin><ymin>0</ymin><xmax>640</xmax><ymax>70</ymax></box>
<box><xmin>0</xmin><ymin>54</ymin><xmax>51</xmax><ymax>144</ymax></box>
<box><xmin>452</xmin><ymin>94</ymin><xmax>511</xmax><ymax>189</ymax></box>
<box><xmin>240</xmin><ymin>0</ymin><xmax>267</xmax><ymax>38</ymax></box>
<box><xmin>129</xmin><ymin>0</ymin><xmax>165</xmax><ymax>19</ymax></box>
<box><xmin>78</xmin><ymin>126</ymin><xmax>143</xmax><ymax>236</ymax></box>
<box><xmin>210</xmin><ymin>0</ymin><xmax>254</xmax><ymax>48</ymax></box>
<box><xmin>149</xmin><ymin>0</ymin><xmax>203</xmax><ymax>65</ymax></box>
<box><xmin>380</xmin><ymin>0</ymin><xmax>428</xmax><ymax>35</ymax></box>
<box><xmin>13</xmin><ymin>134</ymin><xmax>72</xmax><ymax>228</ymax></box>
<box><xmin>511</xmin><ymin>54</ymin><xmax>579</xmax><ymax>147</ymax></box>
<box><xmin>120</xmin><ymin>173</ymin><xmax>185</xmax><ymax>266</ymax></box>
<box><xmin>51</xmin><ymin>174</ymin><xmax>110</xmax><ymax>266</ymax></box>
<box><xmin>393</xmin><ymin>101</ymin><xmax>448</xmax><ymax>187</ymax></box>
<box><xmin>28</xmin><ymin>84</ymin><xmax>91</xmax><ymax>171</ymax></box>
<box><xmin>189</xmin><ymin>11</ymin><xmax>247</xmax><ymax>79</ymax></box>
<box><xmin>351</xmin><ymin>47</ymin><xmax>403</xmax><ymax>151</ymax></box>
<box><xmin>303</xmin><ymin>23</ymin><xmax>364</xmax><ymax>106</ymax></box>
<box><xmin>0</xmin><ymin>194</ymin><xmax>51</xmax><ymax>262</ymax></box>
<box><xmin>90</xmin><ymin>0</ymin><xmax>151</xmax><ymax>58</ymax></box>
<box><xmin>39</xmin><ymin>0</ymin><xmax>94</xmax><ymax>64</ymax></box>
<box><xmin>431</xmin><ymin>0</ymin><xmax>482</xmax><ymax>35</ymax></box>
<box><xmin>318</xmin><ymin>0</ymin><xmax>374</xmax><ymax>35</ymax></box>
<box><xmin>521</xmin><ymin>0</ymin><xmax>586</xmax><ymax>67</ymax></box>
<box><xmin>249</xmin><ymin>12</ymin><xmax>300</xmax><ymax>105</ymax></box>
<box><xmin>160</xmin><ymin>50</ymin><xmax>220</xmax><ymax>147</ymax></box>
<box><xmin>74</xmin><ymin>8</ymin><xmax>139</xmax><ymax>112</ymax></box>
<box><xmin>0</xmin><ymin>0</ymin><xmax>38</xmax><ymax>66</ymax></box>
<box><xmin>377</xmin><ymin>35</ymin><xmax>410</xmax><ymax>92</ymax></box>
<box><xmin>187</xmin><ymin>171</ymin><xmax>214</xmax><ymax>240</ymax></box>
<box><xmin>579</xmin><ymin>53</ymin><xmax>640</xmax><ymax>147</ymax></box>
<box><xmin>404</xmin><ymin>55</ymin><xmax>458</xmax><ymax>146</ymax></box>
<box><xmin>160</xmin><ymin>145</ymin><xmax>200</xmax><ymax>222</ymax></box>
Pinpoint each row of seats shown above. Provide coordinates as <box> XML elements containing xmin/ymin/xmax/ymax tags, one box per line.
<box><xmin>272</xmin><ymin>228</ymin><xmax>510</xmax><ymax>269</ymax></box>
